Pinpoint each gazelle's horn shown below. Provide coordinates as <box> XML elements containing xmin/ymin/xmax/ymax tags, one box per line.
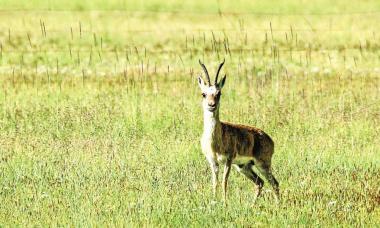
<box><xmin>215</xmin><ymin>59</ymin><xmax>225</xmax><ymax>84</ymax></box>
<box><xmin>199</xmin><ymin>59</ymin><xmax>211</xmax><ymax>85</ymax></box>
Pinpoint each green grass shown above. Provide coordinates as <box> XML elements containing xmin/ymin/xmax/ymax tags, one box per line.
<box><xmin>0</xmin><ymin>0</ymin><xmax>379</xmax><ymax>226</ymax></box>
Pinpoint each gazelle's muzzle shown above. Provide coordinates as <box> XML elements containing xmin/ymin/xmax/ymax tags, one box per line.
<box><xmin>207</xmin><ymin>103</ymin><xmax>217</xmax><ymax>112</ymax></box>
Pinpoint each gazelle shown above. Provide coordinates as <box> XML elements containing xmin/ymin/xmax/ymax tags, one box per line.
<box><xmin>197</xmin><ymin>59</ymin><xmax>280</xmax><ymax>204</ymax></box>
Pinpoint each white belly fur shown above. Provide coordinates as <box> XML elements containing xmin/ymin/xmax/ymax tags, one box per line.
<box><xmin>217</xmin><ymin>154</ymin><xmax>254</xmax><ymax>165</ymax></box>
<box><xmin>233</xmin><ymin>155</ymin><xmax>254</xmax><ymax>164</ymax></box>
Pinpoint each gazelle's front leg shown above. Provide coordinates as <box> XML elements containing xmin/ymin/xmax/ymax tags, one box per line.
<box><xmin>222</xmin><ymin>158</ymin><xmax>232</xmax><ymax>204</ymax></box>
<box><xmin>207</xmin><ymin>157</ymin><xmax>219</xmax><ymax>198</ymax></box>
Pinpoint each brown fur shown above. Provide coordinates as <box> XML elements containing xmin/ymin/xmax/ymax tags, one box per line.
<box><xmin>221</xmin><ymin>122</ymin><xmax>274</xmax><ymax>162</ymax></box>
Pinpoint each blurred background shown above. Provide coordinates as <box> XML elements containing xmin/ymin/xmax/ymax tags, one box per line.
<box><xmin>1</xmin><ymin>0</ymin><xmax>380</xmax><ymax>77</ymax></box>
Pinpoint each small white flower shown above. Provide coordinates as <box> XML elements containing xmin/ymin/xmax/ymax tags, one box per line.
<box><xmin>311</xmin><ymin>66</ymin><xmax>320</xmax><ymax>74</ymax></box>
<box><xmin>323</xmin><ymin>68</ymin><xmax>331</xmax><ymax>75</ymax></box>
<box><xmin>328</xmin><ymin>201</ymin><xmax>336</xmax><ymax>206</ymax></box>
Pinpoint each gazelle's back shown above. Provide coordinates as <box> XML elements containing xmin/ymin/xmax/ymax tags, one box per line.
<box><xmin>221</xmin><ymin>122</ymin><xmax>274</xmax><ymax>164</ymax></box>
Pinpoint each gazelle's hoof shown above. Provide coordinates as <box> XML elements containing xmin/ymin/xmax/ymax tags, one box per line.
<box><xmin>253</xmin><ymin>187</ymin><xmax>262</xmax><ymax>202</ymax></box>
<box><xmin>274</xmin><ymin>189</ymin><xmax>280</xmax><ymax>203</ymax></box>
<box><xmin>274</xmin><ymin>195</ymin><xmax>281</xmax><ymax>204</ymax></box>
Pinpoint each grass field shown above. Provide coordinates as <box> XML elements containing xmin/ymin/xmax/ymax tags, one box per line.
<box><xmin>0</xmin><ymin>0</ymin><xmax>379</xmax><ymax>226</ymax></box>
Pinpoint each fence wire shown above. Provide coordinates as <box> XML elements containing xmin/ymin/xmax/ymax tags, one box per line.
<box><xmin>0</xmin><ymin>9</ymin><xmax>380</xmax><ymax>16</ymax></box>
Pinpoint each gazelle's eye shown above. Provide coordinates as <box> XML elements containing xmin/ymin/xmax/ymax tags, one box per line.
<box><xmin>202</xmin><ymin>93</ymin><xmax>206</xmax><ymax>98</ymax></box>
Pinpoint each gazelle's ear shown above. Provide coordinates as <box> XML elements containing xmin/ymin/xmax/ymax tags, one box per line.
<box><xmin>217</xmin><ymin>75</ymin><xmax>226</xmax><ymax>89</ymax></box>
<box><xmin>197</xmin><ymin>76</ymin><xmax>206</xmax><ymax>89</ymax></box>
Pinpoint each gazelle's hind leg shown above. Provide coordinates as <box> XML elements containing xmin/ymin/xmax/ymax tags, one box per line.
<box><xmin>235</xmin><ymin>161</ymin><xmax>264</xmax><ymax>202</ymax></box>
<box><xmin>256</xmin><ymin>163</ymin><xmax>280</xmax><ymax>201</ymax></box>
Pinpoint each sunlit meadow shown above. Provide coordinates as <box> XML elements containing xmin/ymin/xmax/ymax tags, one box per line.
<box><xmin>0</xmin><ymin>0</ymin><xmax>379</xmax><ymax>226</ymax></box>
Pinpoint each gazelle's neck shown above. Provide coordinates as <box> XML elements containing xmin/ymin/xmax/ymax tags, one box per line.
<box><xmin>203</xmin><ymin>108</ymin><xmax>221</xmax><ymax>137</ymax></box>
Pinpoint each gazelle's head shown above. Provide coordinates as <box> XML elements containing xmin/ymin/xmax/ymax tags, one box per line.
<box><xmin>197</xmin><ymin>59</ymin><xmax>227</xmax><ymax>113</ymax></box>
